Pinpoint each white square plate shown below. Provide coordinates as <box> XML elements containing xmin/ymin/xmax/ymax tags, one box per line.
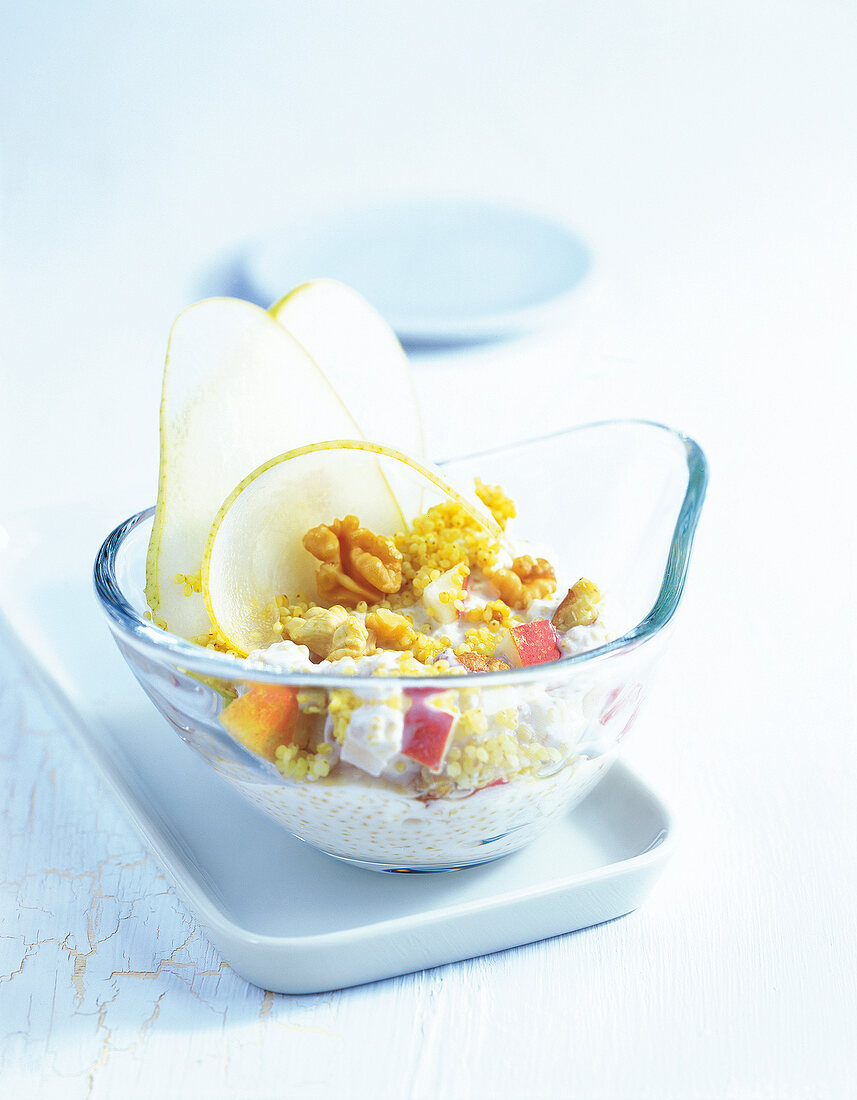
<box><xmin>0</xmin><ymin>505</ymin><xmax>673</xmax><ymax>993</ymax></box>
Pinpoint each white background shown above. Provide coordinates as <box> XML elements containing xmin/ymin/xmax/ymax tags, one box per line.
<box><xmin>2</xmin><ymin>2</ymin><xmax>855</xmax><ymax>1097</ymax></box>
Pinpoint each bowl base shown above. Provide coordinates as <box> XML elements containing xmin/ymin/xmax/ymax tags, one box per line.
<box><xmin>321</xmin><ymin>849</ymin><xmax>510</xmax><ymax>874</ymax></box>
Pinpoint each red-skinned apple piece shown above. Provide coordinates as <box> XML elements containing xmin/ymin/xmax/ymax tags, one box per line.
<box><xmin>494</xmin><ymin>619</ymin><xmax>561</xmax><ymax>667</ymax></box>
<box><xmin>600</xmin><ymin>682</ymin><xmax>643</xmax><ymax>742</ymax></box>
<box><xmin>402</xmin><ymin>690</ymin><xmax>456</xmax><ymax>772</ymax></box>
<box><xmin>457</xmin><ymin>572</ymin><xmax>471</xmax><ymax>619</ymax></box>
<box><xmin>220</xmin><ymin>684</ymin><xmax>304</xmax><ymax>761</ymax></box>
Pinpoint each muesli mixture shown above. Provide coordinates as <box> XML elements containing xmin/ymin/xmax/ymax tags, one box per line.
<box><xmin>214</xmin><ymin>478</ymin><xmax>610</xmax><ymax>799</ymax></box>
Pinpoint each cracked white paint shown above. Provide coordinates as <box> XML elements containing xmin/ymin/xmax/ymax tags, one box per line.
<box><xmin>1</xmin><ymin>628</ymin><xmax>359</xmax><ymax>1096</ymax></box>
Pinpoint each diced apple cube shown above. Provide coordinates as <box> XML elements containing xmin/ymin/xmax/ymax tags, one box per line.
<box><xmin>220</xmin><ymin>684</ymin><xmax>302</xmax><ymax>761</ymax></box>
<box><xmin>402</xmin><ymin>690</ymin><xmax>456</xmax><ymax>772</ymax></box>
<box><xmin>421</xmin><ymin>563</ymin><xmax>469</xmax><ymax>624</ymax></box>
<box><xmin>340</xmin><ymin>703</ymin><xmax>405</xmax><ymax>777</ymax></box>
<box><xmin>493</xmin><ymin>619</ymin><xmax>561</xmax><ymax>668</ymax></box>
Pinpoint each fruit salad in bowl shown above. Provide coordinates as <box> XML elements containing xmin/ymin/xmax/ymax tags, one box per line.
<box><xmin>94</xmin><ymin>281</ymin><xmax>707</xmax><ymax>871</ymax></box>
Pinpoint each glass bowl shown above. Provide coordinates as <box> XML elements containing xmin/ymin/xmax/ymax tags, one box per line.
<box><xmin>94</xmin><ymin>420</ymin><xmax>707</xmax><ymax>872</ymax></box>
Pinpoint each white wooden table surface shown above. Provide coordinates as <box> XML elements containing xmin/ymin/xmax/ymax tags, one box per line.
<box><xmin>2</xmin><ymin>3</ymin><xmax>855</xmax><ymax>1097</ymax></box>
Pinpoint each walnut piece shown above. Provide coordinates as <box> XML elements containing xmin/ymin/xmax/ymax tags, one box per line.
<box><xmin>552</xmin><ymin>578</ymin><xmax>602</xmax><ymax>630</ymax></box>
<box><xmin>490</xmin><ymin>556</ymin><xmax>556</xmax><ymax>610</ymax></box>
<box><xmin>284</xmin><ymin>605</ymin><xmax>368</xmax><ymax>660</ymax></box>
<box><xmin>328</xmin><ymin>615</ymin><xmax>370</xmax><ymax>661</ymax></box>
<box><xmin>365</xmin><ymin>608</ymin><xmax>418</xmax><ymax>650</ymax></box>
<box><xmin>303</xmin><ymin>515</ymin><xmax>403</xmax><ymax>608</ymax></box>
<box><xmin>457</xmin><ymin>651</ymin><xmax>509</xmax><ymax>673</ymax></box>
<box><xmin>364</xmin><ymin>608</ymin><xmax>443</xmax><ymax>664</ymax></box>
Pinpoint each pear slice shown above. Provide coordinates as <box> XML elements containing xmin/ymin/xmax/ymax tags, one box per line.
<box><xmin>269</xmin><ymin>279</ymin><xmax>425</xmax><ymax>458</ymax></box>
<box><xmin>202</xmin><ymin>440</ymin><xmax>501</xmax><ymax>656</ymax></box>
<box><xmin>145</xmin><ymin>297</ymin><xmax>386</xmax><ymax>641</ymax></box>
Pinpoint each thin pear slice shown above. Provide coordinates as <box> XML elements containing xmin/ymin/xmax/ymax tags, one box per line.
<box><xmin>269</xmin><ymin>279</ymin><xmax>425</xmax><ymax>458</ymax></box>
<box><xmin>145</xmin><ymin>297</ymin><xmax>387</xmax><ymax>641</ymax></box>
<box><xmin>203</xmin><ymin>440</ymin><xmax>502</xmax><ymax>656</ymax></box>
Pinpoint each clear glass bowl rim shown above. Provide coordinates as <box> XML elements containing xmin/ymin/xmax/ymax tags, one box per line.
<box><xmin>93</xmin><ymin>419</ymin><xmax>708</xmax><ymax>690</ymax></box>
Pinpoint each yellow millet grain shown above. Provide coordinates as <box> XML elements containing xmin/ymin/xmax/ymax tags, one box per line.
<box><xmin>464</xmin><ymin>599</ymin><xmax>518</xmax><ymax>629</ymax></box>
<box><xmin>463</xmin><ymin>626</ymin><xmax>504</xmax><ymax>657</ymax></box>
<box><xmin>190</xmin><ymin>630</ymin><xmax>241</xmax><ymax>655</ymax></box>
<box><xmin>495</xmin><ymin>707</ymin><xmax>519</xmax><ymax>730</ymax></box>
<box><xmin>296</xmin><ymin>688</ymin><xmax>327</xmax><ymax>714</ymax></box>
<box><xmin>439</xmin><ymin>722</ymin><xmax>563</xmax><ymax>787</ymax></box>
<box><xmin>276</xmin><ymin>596</ymin><xmax>312</xmax><ymax>633</ymax></box>
<box><xmin>174</xmin><ymin>570</ymin><xmax>203</xmax><ymax>597</ymax></box>
<box><xmin>275</xmin><ymin>743</ymin><xmax>331</xmax><ymax>781</ymax></box>
<box><xmin>474</xmin><ymin>478</ymin><xmax>516</xmax><ymax>531</ymax></box>
<box><xmin>394</xmin><ymin>500</ymin><xmax>501</xmax><ymax>598</ymax></box>
<box><xmin>327</xmin><ymin>689</ymin><xmax>361</xmax><ymax>743</ymax></box>
<box><xmin>457</xmin><ymin>708</ymin><xmax>488</xmax><ymax>737</ymax></box>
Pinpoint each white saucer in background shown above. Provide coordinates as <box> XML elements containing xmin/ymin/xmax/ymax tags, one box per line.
<box><xmin>245</xmin><ymin>200</ymin><xmax>591</xmax><ymax>343</ymax></box>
